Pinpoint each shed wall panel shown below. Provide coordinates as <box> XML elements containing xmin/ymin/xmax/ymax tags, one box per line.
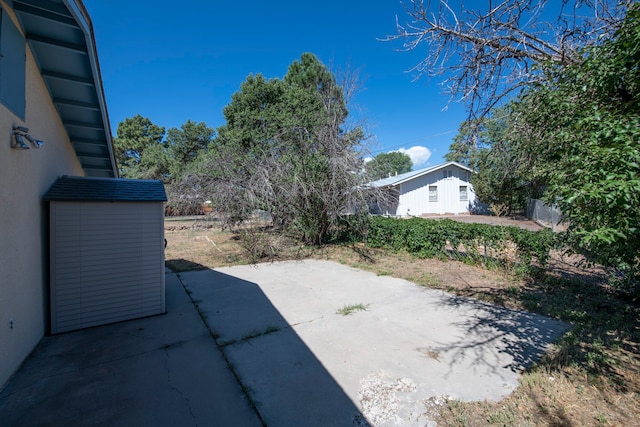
<box><xmin>50</xmin><ymin>201</ymin><xmax>165</xmax><ymax>334</ymax></box>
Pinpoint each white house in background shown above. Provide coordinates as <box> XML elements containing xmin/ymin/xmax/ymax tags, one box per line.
<box><xmin>368</xmin><ymin>161</ymin><xmax>477</xmax><ymax>217</ymax></box>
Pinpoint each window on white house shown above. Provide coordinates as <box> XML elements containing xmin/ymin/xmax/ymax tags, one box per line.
<box><xmin>442</xmin><ymin>170</ymin><xmax>453</xmax><ymax>179</ymax></box>
<box><xmin>460</xmin><ymin>186</ymin><xmax>468</xmax><ymax>201</ymax></box>
<box><xmin>0</xmin><ymin>8</ymin><xmax>26</xmax><ymax>119</ymax></box>
<box><xmin>429</xmin><ymin>186</ymin><xmax>438</xmax><ymax>202</ymax></box>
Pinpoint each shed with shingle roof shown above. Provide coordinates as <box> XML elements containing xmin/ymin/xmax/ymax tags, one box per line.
<box><xmin>44</xmin><ymin>176</ymin><xmax>167</xmax><ymax>334</ymax></box>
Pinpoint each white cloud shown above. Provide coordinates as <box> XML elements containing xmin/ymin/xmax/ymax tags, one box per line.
<box><xmin>395</xmin><ymin>146</ymin><xmax>432</xmax><ymax>167</ymax></box>
<box><xmin>363</xmin><ymin>156</ymin><xmax>373</xmax><ymax>163</ymax></box>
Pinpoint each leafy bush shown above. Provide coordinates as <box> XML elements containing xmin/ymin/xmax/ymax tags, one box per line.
<box><xmin>329</xmin><ymin>214</ymin><xmax>372</xmax><ymax>244</ymax></box>
<box><xmin>362</xmin><ymin>217</ymin><xmax>555</xmax><ymax>274</ymax></box>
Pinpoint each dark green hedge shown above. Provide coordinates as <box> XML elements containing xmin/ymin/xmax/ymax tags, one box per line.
<box><xmin>361</xmin><ymin>217</ymin><xmax>555</xmax><ymax>274</ymax></box>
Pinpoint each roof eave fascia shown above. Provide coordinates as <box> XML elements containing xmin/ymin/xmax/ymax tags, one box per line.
<box><xmin>62</xmin><ymin>0</ymin><xmax>118</xmax><ymax>178</ymax></box>
<box><xmin>394</xmin><ymin>161</ymin><xmax>475</xmax><ymax>186</ymax></box>
<box><xmin>448</xmin><ymin>161</ymin><xmax>476</xmax><ymax>174</ymax></box>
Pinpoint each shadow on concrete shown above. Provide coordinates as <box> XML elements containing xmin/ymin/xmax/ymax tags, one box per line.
<box><xmin>176</xmin><ymin>266</ymin><xmax>371</xmax><ymax>427</ymax></box>
<box><xmin>0</xmin><ymin>267</ymin><xmax>265</xmax><ymax>427</ymax></box>
<box><xmin>432</xmin><ymin>293</ymin><xmax>571</xmax><ymax>377</ymax></box>
<box><xmin>165</xmin><ymin>258</ymin><xmax>210</xmax><ymax>272</ymax></box>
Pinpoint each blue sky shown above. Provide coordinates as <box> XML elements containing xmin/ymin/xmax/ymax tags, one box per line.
<box><xmin>83</xmin><ymin>1</ymin><xmax>468</xmax><ymax>167</ymax></box>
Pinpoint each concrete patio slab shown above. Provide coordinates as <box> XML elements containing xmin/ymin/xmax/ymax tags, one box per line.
<box><xmin>1</xmin><ymin>260</ymin><xmax>569</xmax><ymax>427</ymax></box>
<box><xmin>179</xmin><ymin>259</ymin><xmax>570</xmax><ymax>426</ymax></box>
<box><xmin>0</xmin><ymin>271</ymin><xmax>262</xmax><ymax>427</ymax></box>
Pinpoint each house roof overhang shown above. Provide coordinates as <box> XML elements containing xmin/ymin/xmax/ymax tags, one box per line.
<box><xmin>13</xmin><ymin>0</ymin><xmax>117</xmax><ymax>178</ymax></box>
<box><xmin>367</xmin><ymin>161</ymin><xmax>475</xmax><ymax>189</ymax></box>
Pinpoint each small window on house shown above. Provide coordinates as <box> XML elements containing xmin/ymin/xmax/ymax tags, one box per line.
<box><xmin>442</xmin><ymin>170</ymin><xmax>453</xmax><ymax>179</ymax></box>
<box><xmin>460</xmin><ymin>186</ymin><xmax>468</xmax><ymax>201</ymax></box>
<box><xmin>429</xmin><ymin>185</ymin><xmax>438</xmax><ymax>202</ymax></box>
<box><xmin>0</xmin><ymin>8</ymin><xmax>26</xmax><ymax>119</ymax></box>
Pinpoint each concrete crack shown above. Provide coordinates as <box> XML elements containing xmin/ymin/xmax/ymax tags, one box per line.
<box><xmin>164</xmin><ymin>347</ymin><xmax>197</xmax><ymax>425</ymax></box>
<box><xmin>290</xmin><ymin>315</ymin><xmax>325</xmax><ymax>327</ymax></box>
<box><xmin>176</xmin><ymin>273</ymin><xmax>268</xmax><ymax>427</ymax></box>
<box><xmin>217</xmin><ymin>315</ymin><xmax>325</xmax><ymax>348</ymax></box>
<box><xmin>219</xmin><ymin>324</ymin><xmax>282</xmax><ymax>348</ymax></box>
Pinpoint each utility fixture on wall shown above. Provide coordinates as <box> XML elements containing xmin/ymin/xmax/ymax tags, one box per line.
<box><xmin>12</xmin><ymin>126</ymin><xmax>44</xmax><ymax>149</ymax></box>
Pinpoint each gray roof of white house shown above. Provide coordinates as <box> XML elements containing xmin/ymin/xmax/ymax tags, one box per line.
<box><xmin>367</xmin><ymin>161</ymin><xmax>474</xmax><ymax>188</ymax></box>
<box><xmin>44</xmin><ymin>176</ymin><xmax>167</xmax><ymax>202</ymax></box>
<box><xmin>13</xmin><ymin>0</ymin><xmax>117</xmax><ymax>178</ymax></box>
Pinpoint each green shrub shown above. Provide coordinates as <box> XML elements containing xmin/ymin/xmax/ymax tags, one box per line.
<box><xmin>361</xmin><ymin>216</ymin><xmax>555</xmax><ymax>274</ymax></box>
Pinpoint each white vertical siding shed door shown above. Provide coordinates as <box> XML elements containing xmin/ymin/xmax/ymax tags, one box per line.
<box><xmin>46</xmin><ymin>176</ymin><xmax>166</xmax><ymax>334</ymax></box>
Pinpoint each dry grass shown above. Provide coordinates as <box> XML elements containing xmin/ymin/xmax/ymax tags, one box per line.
<box><xmin>164</xmin><ymin>217</ymin><xmax>305</xmax><ymax>270</ymax></box>
<box><xmin>164</xmin><ymin>217</ymin><xmax>639</xmax><ymax>426</ymax></box>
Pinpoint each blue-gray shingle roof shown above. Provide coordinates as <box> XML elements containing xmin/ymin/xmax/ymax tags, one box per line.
<box><xmin>44</xmin><ymin>176</ymin><xmax>167</xmax><ymax>202</ymax></box>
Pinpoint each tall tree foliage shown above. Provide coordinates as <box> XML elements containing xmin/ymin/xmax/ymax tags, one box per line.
<box><xmin>398</xmin><ymin>0</ymin><xmax>640</xmax><ymax>290</ymax></box>
<box><xmin>114</xmin><ymin>115</ymin><xmax>213</xmax><ymax>184</ymax></box>
<box><xmin>510</xmin><ymin>4</ymin><xmax>640</xmax><ymax>288</ymax></box>
<box><xmin>426</xmin><ymin>1</ymin><xmax>638</xmax><ymax>288</ymax></box>
<box><xmin>189</xmin><ymin>53</ymin><xmax>370</xmax><ymax>244</ymax></box>
<box><xmin>165</xmin><ymin>120</ymin><xmax>215</xmax><ymax>179</ymax></box>
<box><xmin>365</xmin><ymin>152</ymin><xmax>413</xmax><ymax>181</ymax></box>
<box><xmin>113</xmin><ymin>114</ymin><xmax>167</xmax><ymax>179</ymax></box>
<box><xmin>446</xmin><ymin>108</ymin><xmax>543</xmax><ymax>216</ymax></box>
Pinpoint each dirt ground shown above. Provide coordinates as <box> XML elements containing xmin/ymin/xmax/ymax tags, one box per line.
<box><xmin>422</xmin><ymin>213</ymin><xmax>545</xmax><ymax>231</ymax></box>
<box><xmin>164</xmin><ymin>217</ymin><xmax>519</xmax><ymax>312</ymax></box>
<box><xmin>163</xmin><ymin>215</ymin><xmax>571</xmax><ymax>304</ymax></box>
<box><xmin>164</xmin><ymin>214</ymin><xmax>610</xmax><ymax>303</ymax></box>
<box><xmin>163</xmin><ymin>215</ymin><xmax>639</xmax><ymax>427</ymax></box>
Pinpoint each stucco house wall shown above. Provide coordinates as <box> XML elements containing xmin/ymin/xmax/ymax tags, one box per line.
<box><xmin>0</xmin><ymin>0</ymin><xmax>115</xmax><ymax>387</ymax></box>
<box><xmin>0</xmin><ymin>2</ymin><xmax>86</xmax><ymax>387</ymax></box>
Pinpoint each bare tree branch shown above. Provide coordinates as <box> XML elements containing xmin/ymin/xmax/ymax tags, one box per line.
<box><xmin>384</xmin><ymin>0</ymin><xmax>630</xmax><ymax>123</ymax></box>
